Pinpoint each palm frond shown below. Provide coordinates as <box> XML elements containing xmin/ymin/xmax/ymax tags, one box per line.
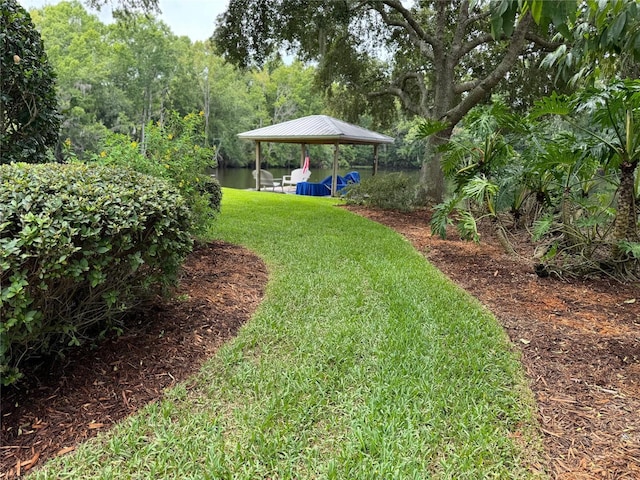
<box><xmin>430</xmin><ymin>196</ymin><xmax>460</xmax><ymax>239</ymax></box>
<box><xmin>529</xmin><ymin>92</ymin><xmax>572</xmax><ymax>120</ymax></box>
<box><xmin>462</xmin><ymin>175</ymin><xmax>499</xmax><ymax>205</ymax></box>
<box><xmin>617</xmin><ymin>241</ymin><xmax>640</xmax><ymax>259</ymax></box>
<box><xmin>413</xmin><ymin>118</ymin><xmax>451</xmax><ymax>139</ymax></box>
<box><xmin>532</xmin><ymin>214</ymin><xmax>555</xmax><ymax>241</ymax></box>
<box><xmin>456</xmin><ymin>210</ymin><xmax>480</xmax><ymax>242</ymax></box>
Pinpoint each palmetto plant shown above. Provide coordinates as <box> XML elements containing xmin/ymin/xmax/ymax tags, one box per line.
<box><xmin>423</xmin><ymin>100</ymin><xmax>524</xmax><ymax>249</ymax></box>
<box><xmin>525</xmin><ymin>134</ymin><xmax>619</xmax><ymax>276</ymax></box>
<box><xmin>531</xmin><ymin>81</ymin><xmax>640</xmax><ymax>276</ymax></box>
<box><xmin>421</xmin><ymin>85</ymin><xmax>639</xmax><ymax>280</ymax></box>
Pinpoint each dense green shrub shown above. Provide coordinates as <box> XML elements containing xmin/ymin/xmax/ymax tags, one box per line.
<box><xmin>1</xmin><ymin>0</ymin><xmax>61</xmax><ymax>163</ymax></box>
<box><xmin>343</xmin><ymin>172</ymin><xmax>418</xmax><ymax>212</ymax></box>
<box><xmin>91</xmin><ymin>111</ymin><xmax>221</xmax><ymax>232</ymax></box>
<box><xmin>0</xmin><ymin>163</ymin><xmax>193</xmax><ymax>385</ymax></box>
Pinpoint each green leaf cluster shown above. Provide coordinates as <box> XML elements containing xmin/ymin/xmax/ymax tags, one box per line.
<box><xmin>430</xmin><ymin>81</ymin><xmax>640</xmax><ymax>279</ymax></box>
<box><xmin>428</xmin><ymin>100</ymin><xmax>516</xmax><ymax>241</ymax></box>
<box><xmin>0</xmin><ymin>163</ymin><xmax>193</xmax><ymax>385</ymax></box>
<box><xmin>536</xmin><ymin>0</ymin><xmax>640</xmax><ymax>84</ymax></box>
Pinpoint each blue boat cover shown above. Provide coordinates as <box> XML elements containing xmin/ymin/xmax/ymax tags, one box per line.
<box><xmin>296</xmin><ymin>181</ymin><xmax>330</xmax><ymax>196</ymax></box>
<box><xmin>320</xmin><ymin>175</ymin><xmax>346</xmax><ymax>188</ymax></box>
<box><xmin>296</xmin><ymin>171</ymin><xmax>360</xmax><ymax>196</ymax></box>
<box><xmin>344</xmin><ymin>171</ymin><xmax>361</xmax><ymax>184</ymax></box>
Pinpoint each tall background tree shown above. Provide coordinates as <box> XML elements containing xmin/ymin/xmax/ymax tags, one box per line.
<box><xmin>1</xmin><ymin>0</ymin><xmax>61</xmax><ymax>163</ymax></box>
<box><xmin>21</xmin><ymin>0</ymin><xmax>464</xmax><ymax>172</ymax></box>
<box><xmin>29</xmin><ymin>0</ymin><xmax>110</xmax><ymax>157</ymax></box>
<box><xmin>108</xmin><ymin>12</ymin><xmax>178</xmax><ymax>153</ymax></box>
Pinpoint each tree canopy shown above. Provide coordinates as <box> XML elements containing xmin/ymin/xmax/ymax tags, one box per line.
<box><xmin>215</xmin><ymin>0</ymin><xmax>640</xmax><ymax>201</ymax></box>
<box><xmin>540</xmin><ymin>0</ymin><xmax>640</xmax><ymax>84</ymax></box>
<box><xmin>25</xmin><ymin>1</ymin><xmax>400</xmax><ymax>169</ymax></box>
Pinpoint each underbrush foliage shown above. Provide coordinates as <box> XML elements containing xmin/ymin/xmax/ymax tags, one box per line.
<box><xmin>425</xmin><ymin>89</ymin><xmax>640</xmax><ymax>281</ymax></box>
<box><xmin>343</xmin><ymin>172</ymin><xmax>418</xmax><ymax>211</ymax></box>
<box><xmin>0</xmin><ymin>163</ymin><xmax>193</xmax><ymax>385</ymax></box>
<box><xmin>90</xmin><ymin>111</ymin><xmax>221</xmax><ymax>234</ymax></box>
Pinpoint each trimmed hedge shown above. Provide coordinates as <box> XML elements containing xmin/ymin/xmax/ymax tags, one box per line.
<box><xmin>0</xmin><ymin>163</ymin><xmax>193</xmax><ymax>385</ymax></box>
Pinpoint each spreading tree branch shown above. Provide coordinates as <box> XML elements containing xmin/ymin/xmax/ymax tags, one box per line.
<box><xmin>454</xmin><ymin>79</ymin><xmax>481</xmax><ymax>94</ymax></box>
<box><xmin>380</xmin><ymin>0</ymin><xmax>438</xmax><ymax>46</ymax></box>
<box><xmin>445</xmin><ymin>12</ymin><xmax>535</xmax><ymax>126</ymax></box>
<box><xmin>452</xmin><ymin>0</ymin><xmax>471</xmax><ymax>53</ymax></box>
<box><xmin>369</xmin><ymin>85</ymin><xmax>424</xmax><ymax>116</ymax></box>
<box><xmin>465</xmin><ymin>10</ymin><xmax>491</xmax><ymax>28</ymax></box>
<box><xmin>525</xmin><ymin>31</ymin><xmax>564</xmax><ymax>51</ymax></box>
<box><xmin>455</xmin><ymin>33</ymin><xmax>496</xmax><ymax>61</ymax></box>
<box><xmin>370</xmin><ymin>0</ymin><xmax>439</xmax><ymax>60</ymax></box>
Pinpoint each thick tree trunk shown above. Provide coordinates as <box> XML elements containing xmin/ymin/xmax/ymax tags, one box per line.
<box><xmin>414</xmin><ymin>8</ymin><xmax>534</xmax><ymax>204</ymax></box>
<box><xmin>613</xmin><ymin>161</ymin><xmax>639</xmax><ymax>250</ymax></box>
<box><xmin>420</xmin><ymin>152</ymin><xmax>445</xmax><ymax>204</ymax></box>
<box><xmin>0</xmin><ymin>99</ymin><xmax>4</xmax><ymax>137</ymax></box>
<box><xmin>140</xmin><ymin>88</ymin><xmax>152</xmax><ymax>156</ymax></box>
<box><xmin>419</xmin><ymin>128</ymin><xmax>453</xmax><ymax>203</ymax></box>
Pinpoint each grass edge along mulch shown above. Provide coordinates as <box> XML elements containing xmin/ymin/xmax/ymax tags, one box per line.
<box><xmin>29</xmin><ymin>188</ymin><xmax>547</xmax><ymax>479</ymax></box>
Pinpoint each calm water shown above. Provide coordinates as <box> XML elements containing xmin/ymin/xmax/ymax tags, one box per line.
<box><xmin>213</xmin><ymin>167</ymin><xmax>419</xmax><ymax>189</ymax></box>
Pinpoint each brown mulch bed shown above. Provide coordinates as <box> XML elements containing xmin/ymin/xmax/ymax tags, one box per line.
<box><xmin>2</xmin><ymin>209</ymin><xmax>639</xmax><ymax>479</ymax></box>
<box><xmin>1</xmin><ymin>241</ymin><xmax>268</xmax><ymax>478</ymax></box>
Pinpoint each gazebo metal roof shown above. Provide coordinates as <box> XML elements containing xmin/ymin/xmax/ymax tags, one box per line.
<box><xmin>238</xmin><ymin>115</ymin><xmax>394</xmax><ymax>196</ymax></box>
<box><xmin>237</xmin><ymin>115</ymin><xmax>394</xmax><ymax>145</ymax></box>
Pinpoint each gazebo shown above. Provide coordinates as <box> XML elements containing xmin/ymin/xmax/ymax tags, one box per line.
<box><xmin>237</xmin><ymin>115</ymin><xmax>394</xmax><ymax>196</ymax></box>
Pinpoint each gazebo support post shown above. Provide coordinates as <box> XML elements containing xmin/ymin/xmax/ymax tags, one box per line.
<box><xmin>373</xmin><ymin>144</ymin><xmax>379</xmax><ymax>176</ymax></box>
<box><xmin>331</xmin><ymin>142</ymin><xmax>340</xmax><ymax>196</ymax></box>
<box><xmin>255</xmin><ymin>141</ymin><xmax>261</xmax><ymax>191</ymax></box>
<box><xmin>300</xmin><ymin>143</ymin><xmax>306</xmax><ymax>168</ymax></box>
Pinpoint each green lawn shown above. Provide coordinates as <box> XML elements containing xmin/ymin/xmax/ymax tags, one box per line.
<box><xmin>32</xmin><ymin>188</ymin><xmax>545</xmax><ymax>479</ymax></box>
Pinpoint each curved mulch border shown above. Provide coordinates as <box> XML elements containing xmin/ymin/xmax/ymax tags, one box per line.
<box><xmin>1</xmin><ymin>241</ymin><xmax>268</xmax><ymax>478</ymax></box>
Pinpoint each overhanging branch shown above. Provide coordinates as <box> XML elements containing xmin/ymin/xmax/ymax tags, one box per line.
<box><xmin>455</xmin><ymin>33</ymin><xmax>495</xmax><ymax>61</ymax></box>
<box><xmin>371</xmin><ymin>5</ymin><xmax>434</xmax><ymax>61</ymax></box>
<box><xmin>454</xmin><ymin>79</ymin><xmax>481</xmax><ymax>94</ymax></box>
<box><xmin>452</xmin><ymin>0</ymin><xmax>471</xmax><ymax>54</ymax></box>
<box><xmin>445</xmin><ymin>13</ymin><xmax>535</xmax><ymax>126</ymax></box>
<box><xmin>525</xmin><ymin>31</ymin><xmax>563</xmax><ymax>51</ymax></box>
<box><xmin>369</xmin><ymin>86</ymin><xmax>424</xmax><ymax>116</ymax></box>
<box><xmin>369</xmin><ymin>0</ymin><xmax>440</xmax><ymax>60</ymax></box>
<box><xmin>380</xmin><ymin>0</ymin><xmax>438</xmax><ymax>46</ymax></box>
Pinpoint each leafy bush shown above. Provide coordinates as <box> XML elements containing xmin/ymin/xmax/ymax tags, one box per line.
<box><xmin>343</xmin><ymin>172</ymin><xmax>418</xmax><ymax>211</ymax></box>
<box><xmin>0</xmin><ymin>163</ymin><xmax>193</xmax><ymax>385</ymax></box>
<box><xmin>91</xmin><ymin>111</ymin><xmax>221</xmax><ymax>233</ymax></box>
<box><xmin>1</xmin><ymin>0</ymin><xmax>61</xmax><ymax>163</ymax></box>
